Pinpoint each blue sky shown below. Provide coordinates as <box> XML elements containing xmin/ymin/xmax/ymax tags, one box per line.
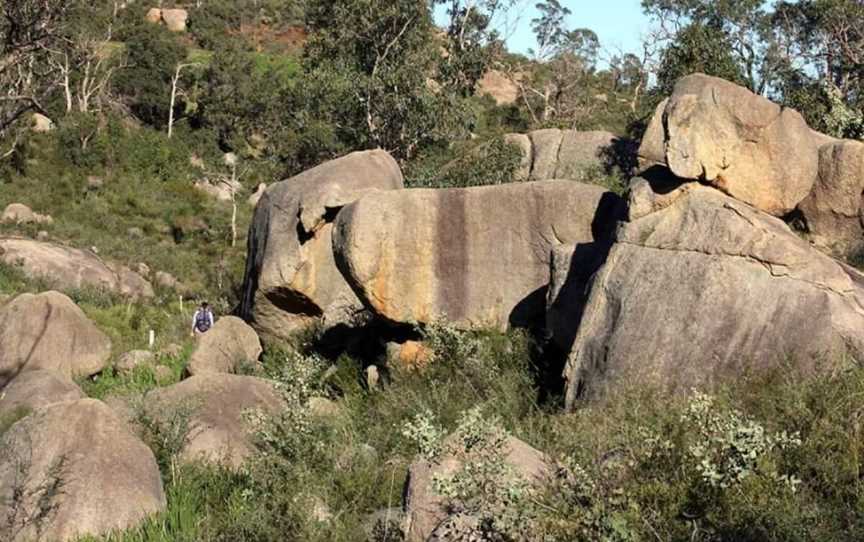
<box><xmin>436</xmin><ymin>1</ymin><xmax>651</xmax><ymax>58</ymax></box>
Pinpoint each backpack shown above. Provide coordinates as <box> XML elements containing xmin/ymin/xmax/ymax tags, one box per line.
<box><xmin>195</xmin><ymin>309</ymin><xmax>212</xmax><ymax>332</ymax></box>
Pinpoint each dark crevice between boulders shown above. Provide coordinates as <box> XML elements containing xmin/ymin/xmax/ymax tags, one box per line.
<box><xmin>531</xmin><ymin>190</ymin><xmax>626</xmax><ymax>405</ymax></box>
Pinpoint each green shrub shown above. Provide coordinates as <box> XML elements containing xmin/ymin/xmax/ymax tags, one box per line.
<box><xmin>406</xmin><ymin>136</ymin><xmax>523</xmax><ymax>188</ymax></box>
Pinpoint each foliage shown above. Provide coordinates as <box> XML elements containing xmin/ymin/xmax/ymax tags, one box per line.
<box><xmin>656</xmin><ymin>23</ymin><xmax>746</xmax><ymax>95</ymax></box>
<box><xmin>114</xmin><ymin>24</ymin><xmax>187</xmax><ymax>128</ymax></box>
<box><xmin>303</xmin><ymin>0</ymin><xmax>474</xmax><ymax>160</ymax></box>
<box><xmin>405</xmin><ymin>136</ymin><xmax>523</xmax><ymax>188</ymax></box>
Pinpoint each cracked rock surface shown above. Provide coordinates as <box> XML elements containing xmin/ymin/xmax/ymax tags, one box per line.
<box><xmin>562</xmin><ymin>181</ymin><xmax>864</xmax><ymax>409</ymax></box>
<box><xmin>334</xmin><ymin>180</ymin><xmax>624</xmax><ymax>330</ymax></box>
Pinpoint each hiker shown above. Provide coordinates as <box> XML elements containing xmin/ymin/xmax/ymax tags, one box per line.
<box><xmin>191</xmin><ymin>301</ymin><xmax>215</xmax><ymax>337</ymax></box>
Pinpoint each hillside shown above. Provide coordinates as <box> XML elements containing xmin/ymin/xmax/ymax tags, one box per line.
<box><xmin>1</xmin><ymin>1</ymin><xmax>864</xmax><ymax>541</ymax></box>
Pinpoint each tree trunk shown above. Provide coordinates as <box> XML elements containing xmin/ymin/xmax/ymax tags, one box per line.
<box><xmin>168</xmin><ymin>64</ymin><xmax>181</xmax><ymax>138</ymax></box>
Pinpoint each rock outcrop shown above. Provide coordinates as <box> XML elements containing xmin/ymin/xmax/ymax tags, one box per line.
<box><xmin>0</xmin><ymin>238</ymin><xmax>153</xmax><ymax>298</ymax></box>
<box><xmin>639</xmin><ymin>74</ymin><xmax>819</xmax><ymax>216</ymax></box>
<box><xmin>161</xmin><ymin>8</ymin><xmax>188</xmax><ymax>32</ymax></box>
<box><xmin>509</xmin><ymin>129</ymin><xmax>618</xmax><ymax>181</ymax></box>
<box><xmin>186</xmin><ymin>316</ymin><xmax>262</xmax><ymax>375</ymax></box>
<box><xmin>0</xmin><ymin>399</ymin><xmax>165</xmax><ymax>541</ymax></box>
<box><xmin>194</xmin><ymin>178</ymin><xmax>241</xmax><ymax>202</ymax></box>
<box><xmin>797</xmin><ymin>140</ymin><xmax>864</xmax><ymax>252</ymax></box>
<box><xmin>476</xmin><ymin>69</ymin><xmax>519</xmax><ymax>105</ymax></box>
<box><xmin>334</xmin><ymin>180</ymin><xmax>623</xmax><ymax>330</ymax></box>
<box><xmin>145</xmin><ymin>8</ymin><xmax>188</xmax><ymax>32</ymax></box>
<box><xmin>0</xmin><ymin>370</ymin><xmax>84</xmax><ymax>420</ymax></box>
<box><xmin>562</xmin><ymin>180</ymin><xmax>864</xmax><ymax>409</ymax></box>
<box><xmin>145</xmin><ymin>373</ymin><xmax>284</xmax><ymax>468</ymax></box>
<box><xmin>0</xmin><ymin>292</ymin><xmax>112</xmax><ymax>388</ymax></box>
<box><xmin>403</xmin><ymin>435</ymin><xmax>552</xmax><ymax>542</ymax></box>
<box><xmin>1</xmin><ymin>204</ymin><xmax>52</xmax><ymax>225</ymax></box>
<box><xmin>240</xmin><ymin>150</ymin><xmax>404</xmax><ymax>342</ymax></box>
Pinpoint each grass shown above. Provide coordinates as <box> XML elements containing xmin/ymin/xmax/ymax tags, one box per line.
<box><xmin>68</xmin><ymin>325</ymin><xmax>864</xmax><ymax>542</ymax></box>
<box><xmin>80</xmin><ymin>344</ymin><xmax>192</xmax><ymax>400</ymax></box>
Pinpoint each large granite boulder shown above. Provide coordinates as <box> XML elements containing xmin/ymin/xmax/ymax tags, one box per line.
<box><xmin>240</xmin><ymin>150</ymin><xmax>404</xmax><ymax>343</ymax></box>
<box><xmin>144</xmin><ymin>373</ymin><xmax>284</xmax><ymax>468</ymax></box>
<box><xmin>0</xmin><ymin>369</ymin><xmax>84</xmax><ymax>421</ymax></box>
<box><xmin>0</xmin><ymin>399</ymin><xmax>166</xmax><ymax>541</ymax></box>
<box><xmin>334</xmin><ymin>180</ymin><xmax>623</xmax><ymax>330</ymax></box>
<box><xmin>0</xmin><ymin>292</ymin><xmax>111</xmax><ymax>388</ymax></box>
<box><xmin>186</xmin><ymin>316</ymin><xmax>262</xmax><ymax>375</ymax></box>
<box><xmin>0</xmin><ymin>238</ymin><xmax>153</xmax><ymax>298</ymax></box>
<box><xmin>517</xmin><ymin>129</ymin><xmax>618</xmax><ymax>181</ymax></box>
<box><xmin>404</xmin><ymin>434</ymin><xmax>552</xmax><ymax>542</ymax></box>
<box><xmin>797</xmin><ymin>140</ymin><xmax>864</xmax><ymax>252</ymax></box>
<box><xmin>562</xmin><ymin>180</ymin><xmax>864</xmax><ymax>409</ymax></box>
<box><xmin>640</xmin><ymin>74</ymin><xmax>819</xmax><ymax>216</ymax></box>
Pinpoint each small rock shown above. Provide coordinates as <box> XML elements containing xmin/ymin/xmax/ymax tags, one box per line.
<box><xmin>189</xmin><ymin>155</ymin><xmax>205</xmax><ymax>169</ymax></box>
<box><xmin>115</xmin><ymin>350</ymin><xmax>155</xmax><ymax>373</ymax></box>
<box><xmin>223</xmin><ymin>152</ymin><xmax>238</xmax><ymax>167</ymax></box>
<box><xmin>155</xmin><ymin>271</ymin><xmax>180</xmax><ymax>290</ymax></box>
<box><xmin>136</xmin><ymin>262</ymin><xmax>151</xmax><ymax>277</ymax></box>
<box><xmin>365</xmin><ymin>365</ymin><xmax>380</xmax><ymax>391</ymax></box>
<box><xmin>1</xmin><ymin>203</ymin><xmax>52</xmax><ymax>225</ymax></box>
<box><xmin>127</xmin><ymin>227</ymin><xmax>144</xmax><ymax>239</ymax></box>
<box><xmin>87</xmin><ymin>175</ymin><xmax>104</xmax><ymax>190</ymax></box>
<box><xmin>386</xmin><ymin>340</ymin><xmax>432</xmax><ymax>370</ymax></box>
<box><xmin>144</xmin><ymin>7</ymin><xmax>162</xmax><ymax>23</ymax></box>
<box><xmin>161</xmin><ymin>8</ymin><xmax>188</xmax><ymax>32</ymax></box>
<box><xmin>186</xmin><ymin>316</ymin><xmax>262</xmax><ymax>376</ymax></box>
<box><xmin>31</xmin><ymin>112</ymin><xmax>54</xmax><ymax>133</ymax></box>
<box><xmin>36</xmin><ymin>230</ymin><xmax>49</xmax><ymax>241</ymax></box>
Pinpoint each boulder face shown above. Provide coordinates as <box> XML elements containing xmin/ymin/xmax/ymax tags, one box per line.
<box><xmin>0</xmin><ymin>292</ymin><xmax>112</xmax><ymax>388</ymax></box>
<box><xmin>186</xmin><ymin>316</ymin><xmax>262</xmax><ymax>376</ymax></box>
<box><xmin>161</xmin><ymin>9</ymin><xmax>188</xmax><ymax>32</ymax></box>
<box><xmin>145</xmin><ymin>373</ymin><xmax>284</xmax><ymax>468</ymax></box>
<box><xmin>333</xmin><ymin>180</ymin><xmax>624</xmax><ymax>330</ymax></box>
<box><xmin>518</xmin><ymin>129</ymin><xmax>618</xmax><ymax>181</ymax></box>
<box><xmin>562</xmin><ymin>181</ymin><xmax>864</xmax><ymax>409</ymax></box>
<box><xmin>797</xmin><ymin>140</ymin><xmax>864</xmax><ymax>252</ymax></box>
<box><xmin>403</xmin><ymin>435</ymin><xmax>552</xmax><ymax>542</ymax></box>
<box><xmin>636</xmin><ymin>98</ymin><xmax>668</xmax><ymax>171</ymax></box>
<box><xmin>0</xmin><ymin>399</ymin><xmax>166</xmax><ymax>542</ymax></box>
<box><xmin>0</xmin><ymin>238</ymin><xmax>153</xmax><ymax>298</ymax></box>
<box><xmin>0</xmin><ymin>369</ymin><xmax>84</xmax><ymax>421</ymax></box>
<box><xmin>645</xmin><ymin>74</ymin><xmax>819</xmax><ymax>216</ymax></box>
<box><xmin>240</xmin><ymin>150</ymin><xmax>404</xmax><ymax>343</ymax></box>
